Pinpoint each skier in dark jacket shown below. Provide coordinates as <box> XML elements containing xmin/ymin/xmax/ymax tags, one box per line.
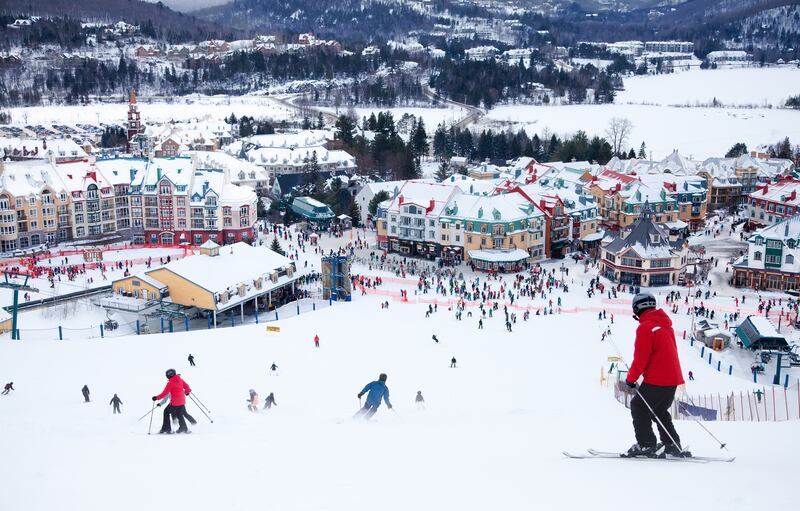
<box><xmin>450</xmin><ymin>357</ymin><xmax>457</xmax><ymax>368</ymax></box>
<box><xmin>2</xmin><ymin>382</ymin><xmax>13</xmax><ymax>395</ymax></box>
<box><xmin>263</xmin><ymin>392</ymin><xmax>277</xmax><ymax>410</ymax></box>
<box><xmin>110</xmin><ymin>394</ymin><xmax>123</xmax><ymax>414</ymax></box>
<box><xmin>355</xmin><ymin>373</ymin><xmax>392</xmax><ymax>419</ymax></box>
<box><xmin>625</xmin><ymin>293</ymin><xmax>687</xmax><ymax>458</ymax></box>
<box><xmin>415</xmin><ymin>391</ymin><xmax>425</xmax><ymax>410</ymax></box>
<box><xmin>188</xmin><ymin>354</ymin><xmax>195</xmax><ymax>366</ymax></box>
<box><xmin>82</xmin><ymin>385</ymin><xmax>90</xmax><ymax>403</ymax></box>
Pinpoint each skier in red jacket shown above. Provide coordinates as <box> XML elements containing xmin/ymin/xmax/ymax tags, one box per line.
<box><xmin>625</xmin><ymin>293</ymin><xmax>688</xmax><ymax>458</ymax></box>
<box><xmin>152</xmin><ymin>369</ymin><xmax>192</xmax><ymax>434</ymax></box>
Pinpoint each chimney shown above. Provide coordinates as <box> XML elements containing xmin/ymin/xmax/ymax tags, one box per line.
<box><xmin>203</xmin><ymin>181</ymin><xmax>209</xmax><ymax>194</ymax></box>
<box><xmin>156</xmin><ymin>167</ymin><xmax>162</xmax><ymax>181</ymax></box>
<box><xmin>129</xmin><ymin>168</ymin><xmax>136</xmax><ymax>182</ymax></box>
<box><xmin>398</xmin><ymin>194</ymin><xmax>404</xmax><ymax>205</ymax></box>
<box><xmin>428</xmin><ymin>198</ymin><xmax>435</xmax><ymax>212</ymax></box>
<box><xmin>786</xmin><ymin>222</ymin><xmax>790</xmax><ymax>238</ymax></box>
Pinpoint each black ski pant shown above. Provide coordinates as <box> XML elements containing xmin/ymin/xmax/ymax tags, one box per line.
<box><xmin>113</xmin><ymin>404</ymin><xmax>121</xmax><ymax>414</ymax></box>
<box><xmin>161</xmin><ymin>404</ymin><xmax>188</xmax><ymax>432</ymax></box>
<box><xmin>83</xmin><ymin>392</ymin><xmax>90</xmax><ymax>402</ymax></box>
<box><xmin>630</xmin><ymin>383</ymin><xmax>681</xmax><ymax>449</ymax></box>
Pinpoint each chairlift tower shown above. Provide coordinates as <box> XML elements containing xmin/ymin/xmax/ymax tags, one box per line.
<box><xmin>0</xmin><ymin>271</ymin><xmax>39</xmax><ymax>340</ymax></box>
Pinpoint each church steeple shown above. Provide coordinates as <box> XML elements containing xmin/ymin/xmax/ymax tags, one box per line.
<box><xmin>126</xmin><ymin>89</ymin><xmax>142</xmax><ymax>153</ymax></box>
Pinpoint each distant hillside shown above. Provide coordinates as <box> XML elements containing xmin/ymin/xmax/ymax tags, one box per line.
<box><xmin>0</xmin><ymin>0</ymin><xmax>240</xmax><ymax>42</ymax></box>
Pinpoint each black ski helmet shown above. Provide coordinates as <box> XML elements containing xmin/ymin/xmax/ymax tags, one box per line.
<box><xmin>379</xmin><ymin>373</ymin><xmax>387</xmax><ymax>382</ymax></box>
<box><xmin>632</xmin><ymin>293</ymin><xmax>657</xmax><ymax>318</ymax></box>
<box><xmin>165</xmin><ymin>368</ymin><xmax>177</xmax><ymax>379</ymax></box>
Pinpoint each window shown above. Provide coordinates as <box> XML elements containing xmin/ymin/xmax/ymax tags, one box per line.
<box><xmin>177</xmin><ymin>197</ymin><xmax>185</xmax><ymax>206</ymax></box>
<box><xmin>455</xmin><ymin>235</ymin><xmax>460</xmax><ymax>242</ymax></box>
<box><xmin>428</xmin><ymin>230</ymin><xmax>434</xmax><ymax>238</ymax></box>
<box><xmin>766</xmin><ymin>255</ymin><xmax>780</xmax><ymax>264</ymax></box>
<box><xmin>223</xmin><ymin>207</ymin><xmax>232</xmax><ymax>216</ymax></box>
<box><xmin>239</xmin><ymin>206</ymin><xmax>249</xmax><ymax>218</ymax></box>
<box><xmin>429</xmin><ymin>219</ymin><xmax>435</xmax><ymax>227</ymax></box>
<box><xmin>754</xmin><ymin>251</ymin><xmax>762</xmax><ymax>261</ymax></box>
<box><xmin>767</xmin><ymin>240</ymin><xmax>782</xmax><ymax>249</ymax></box>
<box><xmin>786</xmin><ymin>255</ymin><xmax>794</xmax><ymax>264</ymax></box>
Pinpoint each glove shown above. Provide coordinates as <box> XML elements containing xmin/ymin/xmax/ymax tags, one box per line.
<box><xmin>387</xmin><ymin>404</ymin><xmax>393</xmax><ymax>410</ymax></box>
<box><xmin>357</xmin><ymin>392</ymin><xmax>364</xmax><ymax>399</ymax></box>
<box><xmin>625</xmin><ymin>381</ymin><xmax>637</xmax><ymax>390</ymax></box>
<box><xmin>157</xmin><ymin>403</ymin><xmax>162</xmax><ymax>407</ymax></box>
<box><xmin>185</xmin><ymin>391</ymin><xmax>190</xmax><ymax>396</ymax></box>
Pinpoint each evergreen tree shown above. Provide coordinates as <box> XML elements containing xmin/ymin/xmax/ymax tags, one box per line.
<box><xmin>627</xmin><ymin>148</ymin><xmax>637</xmax><ymax>159</ymax></box>
<box><xmin>725</xmin><ymin>142</ymin><xmax>748</xmax><ymax>158</ymax></box>
<box><xmin>435</xmin><ymin>159</ymin><xmax>450</xmax><ymax>182</ymax></box>
<box><xmin>335</xmin><ymin>115</ymin><xmax>356</xmax><ymax>146</ymax></box>
<box><xmin>637</xmin><ymin>142</ymin><xmax>647</xmax><ymax>159</ymax></box>
<box><xmin>411</xmin><ymin>118</ymin><xmax>430</xmax><ymax>159</ymax></box>
<box><xmin>301</xmin><ymin>116</ymin><xmax>312</xmax><ymax>130</ymax></box>
<box><xmin>316</xmin><ymin>112</ymin><xmax>325</xmax><ymax>129</ymax></box>
<box><xmin>432</xmin><ymin>123</ymin><xmax>447</xmax><ymax>158</ymax></box>
<box><xmin>368</xmin><ymin>190</ymin><xmax>391</xmax><ymax>217</ymax></box>
<box><xmin>270</xmin><ymin>237</ymin><xmax>284</xmax><ymax>256</ymax></box>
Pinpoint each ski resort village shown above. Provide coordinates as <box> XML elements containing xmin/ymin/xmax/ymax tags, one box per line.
<box><xmin>3</xmin><ymin>1</ymin><xmax>800</xmax><ymax>510</ymax></box>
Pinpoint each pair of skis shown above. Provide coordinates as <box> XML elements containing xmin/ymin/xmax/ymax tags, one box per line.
<box><xmin>563</xmin><ymin>449</ymin><xmax>734</xmax><ymax>463</ymax></box>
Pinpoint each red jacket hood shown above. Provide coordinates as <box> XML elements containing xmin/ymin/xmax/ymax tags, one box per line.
<box><xmin>639</xmin><ymin>308</ymin><xmax>672</xmax><ymax>328</ymax></box>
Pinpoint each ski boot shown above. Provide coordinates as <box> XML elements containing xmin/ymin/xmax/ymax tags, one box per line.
<box><xmin>158</xmin><ymin>430</ymin><xmax>173</xmax><ymax>435</ymax></box>
<box><xmin>622</xmin><ymin>443</ymin><xmax>662</xmax><ymax>458</ymax></box>
<box><xmin>660</xmin><ymin>443</ymin><xmax>692</xmax><ymax>458</ymax></box>
<box><xmin>176</xmin><ymin>428</ymin><xmax>192</xmax><ymax>434</ymax></box>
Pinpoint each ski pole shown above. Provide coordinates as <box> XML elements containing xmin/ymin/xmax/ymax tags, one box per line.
<box><xmin>683</xmin><ymin>395</ymin><xmax>729</xmax><ymax>450</ymax></box>
<box><xmin>607</xmin><ymin>337</ymin><xmax>687</xmax><ymax>455</ymax></box>
<box><xmin>189</xmin><ymin>394</ymin><xmax>214</xmax><ymax>423</ymax></box>
<box><xmin>147</xmin><ymin>402</ymin><xmax>156</xmax><ymax>435</ymax></box>
<box><xmin>138</xmin><ymin>405</ymin><xmax>158</xmax><ymax>422</ymax></box>
<box><xmin>189</xmin><ymin>391</ymin><xmax>211</xmax><ymax>413</ymax></box>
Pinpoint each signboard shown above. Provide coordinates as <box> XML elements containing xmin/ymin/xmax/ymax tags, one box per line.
<box><xmin>266</xmin><ymin>326</ymin><xmax>281</xmax><ymax>333</ymax></box>
<box><xmin>607</xmin><ymin>356</ymin><xmax>622</xmax><ymax>362</ymax></box>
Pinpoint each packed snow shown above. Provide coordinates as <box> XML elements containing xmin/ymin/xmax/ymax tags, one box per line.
<box><xmin>482</xmin><ymin>103</ymin><xmax>800</xmax><ymax>159</ymax></box>
<box><xmin>618</xmin><ymin>67</ymin><xmax>800</xmax><ymax>107</ymax></box>
<box><xmin>2</xmin><ymin>218</ymin><xmax>800</xmax><ymax>511</ymax></box>
<box><xmin>6</xmin><ymin>95</ymin><xmax>298</xmax><ymax>126</ymax></box>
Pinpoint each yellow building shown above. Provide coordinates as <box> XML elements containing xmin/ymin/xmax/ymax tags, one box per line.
<box><xmin>111</xmin><ymin>240</ymin><xmax>301</xmax><ymax>324</ymax></box>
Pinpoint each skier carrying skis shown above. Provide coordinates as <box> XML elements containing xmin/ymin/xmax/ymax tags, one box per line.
<box><xmin>109</xmin><ymin>394</ymin><xmax>123</xmax><ymax>414</ymax></box>
<box><xmin>356</xmin><ymin>373</ymin><xmax>392</xmax><ymax>419</ymax></box>
<box><xmin>625</xmin><ymin>293</ymin><xmax>688</xmax><ymax>458</ymax></box>
<box><xmin>152</xmin><ymin>369</ymin><xmax>192</xmax><ymax>434</ymax></box>
<box><xmin>2</xmin><ymin>382</ymin><xmax>13</xmax><ymax>395</ymax></box>
<box><xmin>82</xmin><ymin>385</ymin><xmax>91</xmax><ymax>403</ymax></box>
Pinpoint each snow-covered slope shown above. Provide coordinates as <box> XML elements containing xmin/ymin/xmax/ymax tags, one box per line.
<box><xmin>1</xmin><ymin>278</ymin><xmax>797</xmax><ymax>510</ymax></box>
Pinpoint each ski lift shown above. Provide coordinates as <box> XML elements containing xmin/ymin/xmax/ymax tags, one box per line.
<box><xmin>104</xmin><ymin>310</ymin><xmax>119</xmax><ymax>331</ymax></box>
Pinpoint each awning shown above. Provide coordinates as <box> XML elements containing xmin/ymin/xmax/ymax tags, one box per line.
<box><xmin>581</xmin><ymin>230</ymin><xmax>605</xmax><ymax>242</ymax></box>
<box><xmin>468</xmin><ymin>248</ymin><xmax>529</xmax><ymax>263</ymax></box>
<box><xmin>664</xmin><ymin>220</ymin><xmax>688</xmax><ymax>229</ymax></box>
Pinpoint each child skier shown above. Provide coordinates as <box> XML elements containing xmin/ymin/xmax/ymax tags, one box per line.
<box><xmin>355</xmin><ymin>373</ymin><xmax>392</xmax><ymax>420</ymax></box>
<box><xmin>624</xmin><ymin>293</ymin><xmax>688</xmax><ymax>458</ymax></box>
<box><xmin>247</xmin><ymin>389</ymin><xmax>260</xmax><ymax>412</ymax></box>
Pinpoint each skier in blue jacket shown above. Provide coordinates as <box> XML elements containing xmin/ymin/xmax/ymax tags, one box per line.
<box><xmin>356</xmin><ymin>373</ymin><xmax>392</xmax><ymax>419</ymax></box>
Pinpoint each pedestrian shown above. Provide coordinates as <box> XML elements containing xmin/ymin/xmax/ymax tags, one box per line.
<box><xmin>478</xmin><ymin>318</ymin><xmax>483</xmax><ymax>329</ymax></box>
<box><xmin>270</xmin><ymin>363</ymin><xmax>278</xmax><ymax>375</ymax></box>
<box><xmin>624</xmin><ymin>293</ymin><xmax>688</xmax><ymax>458</ymax></box>
<box><xmin>314</xmin><ymin>334</ymin><xmax>320</xmax><ymax>348</ymax></box>
<box><xmin>415</xmin><ymin>391</ymin><xmax>425</xmax><ymax>410</ymax></box>
<box><xmin>355</xmin><ymin>373</ymin><xmax>392</xmax><ymax>420</ymax></box>
<box><xmin>432</xmin><ymin>334</ymin><xmax>439</xmax><ymax>343</ymax></box>
<box><xmin>450</xmin><ymin>357</ymin><xmax>457</xmax><ymax>368</ymax></box>
<box><xmin>688</xmin><ymin>371</ymin><xmax>694</xmax><ymax>381</ymax></box>
<box><xmin>82</xmin><ymin>385</ymin><xmax>91</xmax><ymax>403</ymax></box>
<box><xmin>110</xmin><ymin>393</ymin><xmax>123</xmax><ymax>414</ymax></box>
<box><xmin>2</xmin><ymin>382</ymin><xmax>13</xmax><ymax>395</ymax></box>
<box><xmin>188</xmin><ymin>354</ymin><xmax>195</xmax><ymax>367</ymax></box>
<box><xmin>263</xmin><ymin>392</ymin><xmax>277</xmax><ymax>410</ymax></box>
<box><xmin>151</xmin><ymin>368</ymin><xmax>192</xmax><ymax>434</ymax></box>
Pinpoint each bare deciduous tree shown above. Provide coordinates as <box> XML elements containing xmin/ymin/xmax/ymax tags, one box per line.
<box><xmin>606</xmin><ymin>117</ymin><xmax>633</xmax><ymax>156</ymax></box>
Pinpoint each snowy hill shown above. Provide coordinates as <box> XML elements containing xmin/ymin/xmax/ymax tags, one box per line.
<box><xmin>1</xmin><ymin>266</ymin><xmax>798</xmax><ymax>510</ymax></box>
